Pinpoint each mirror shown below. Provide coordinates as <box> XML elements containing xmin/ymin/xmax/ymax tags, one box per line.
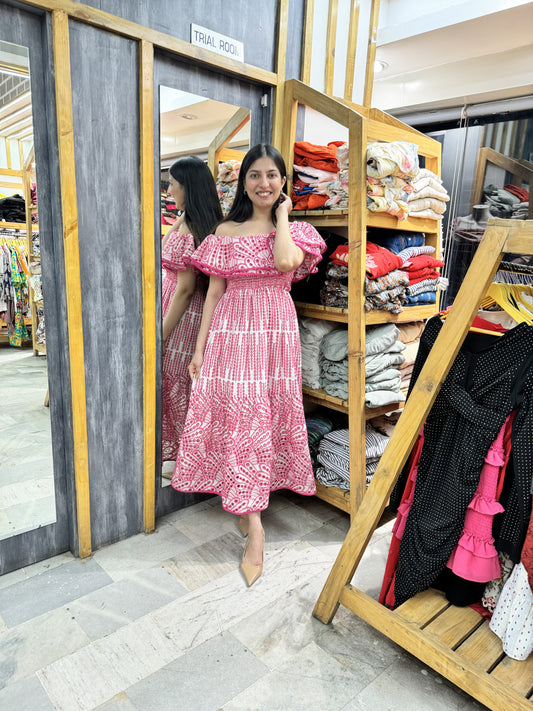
<box><xmin>0</xmin><ymin>41</ymin><xmax>55</xmax><ymax>538</ymax></box>
<box><xmin>159</xmin><ymin>86</ymin><xmax>250</xmax><ymax>485</ymax></box>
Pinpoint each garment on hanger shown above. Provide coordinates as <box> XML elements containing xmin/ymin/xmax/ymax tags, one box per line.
<box><xmin>389</xmin><ymin>316</ymin><xmax>533</xmax><ymax>608</ymax></box>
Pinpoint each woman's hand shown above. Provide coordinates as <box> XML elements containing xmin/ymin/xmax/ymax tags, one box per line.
<box><xmin>189</xmin><ymin>351</ymin><xmax>204</xmax><ymax>380</ymax></box>
<box><xmin>274</xmin><ymin>192</ymin><xmax>292</xmax><ymax>220</ymax></box>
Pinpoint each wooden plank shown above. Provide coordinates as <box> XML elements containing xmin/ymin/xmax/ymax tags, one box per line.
<box><xmin>302</xmin><ymin>386</ymin><xmax>348</xmax><ymax>414</ymax></box>
<box><xmin>363</xmin><ymin>0</ymin><xmax>380</xmax><ymax>108</ymax></box>
<box><xmin>343</xmin><ymin>0</ymin><xmax>360</xmax><ymax>101</ymax></box>
<box><xmin>140</xmin><ymin>39</ymin><xmax>156</xmax><ymax>535</ymax></box>
<box><xmin>347</xmin><ymin>112</ymin><xmax>367</xmax><ymax>518</ymax></box>
<box><xmin>271</xmin><ymin>0</ymin><xmax>289</xmax><ymax>150</ymax></box>
<box><xmin>324</xmin><ymin>0</ymin><xmax>338</xmax><ymax>96</ymax></box>
<box><xmin>300</xmin><ymin>0</ymin><xmax>314</xmax><ymax>84</ymax></box>
<box><xmin>287</xmin><ymin>79</ymin><xmax>353</xmax><ymax>127</ymax></box>
<box><xmin>52</xmin><ymin>9</ymin><xmax>91</xmax><ymax>558</ymax></box>
<box><xmin>207</xmin><ymin>107</ymin><xmax>249</xmax><ymax>178</ymax></box>
<box><xmin>395</xmin><ymin>588</ymin><xmax>449</xmax><ymax>625</ymax></box>
<box><xmin>339</xmin><ymin>585</ymin><xmax>533</xmax><ymax>711</ymax></box>
<box><xmin>314</xmin><ymin>220</ymin><xmax>512</xmax><ymax>624</ymax></box>
<box><xmin>22</xmin><ymin>0</ymin><xmax>277</xmax><ymax>86</ymax></box>
<box><xmin>491</xmin><ymin>654</ymin><xmax>533</xmax><ymax>697</ymax></box>
<box><xmin>424</xmin><ymin>605</ymin><xmax>484</xmax><ymax>649</ymax></box>
<box><xmin>294</xmin><ymin>302</ymin><xmax>349</xmax><ymax>323</ymax></box>
<box><xmin>367</xmin><ymin>118</ymin><xmax>441</xmax><ymax>154</ymax></box>
<box><xmin>455</xmin><ymin>623</ymin><xmax>506</xmax><ymax>671</ymax></box>
<box><xmin>0</xmin><ymin>168</ymin><xmax>24</xmax><ymax>177</ymax></box>
<box><xmin>366</xmin><ymin>306</ymin><xmax>436</xmax><ymax>324</ymax></box>
<box><xmin>315</xmin><ymin>480</ymin><xmax>351</xmax><ymax>514</ymax></box>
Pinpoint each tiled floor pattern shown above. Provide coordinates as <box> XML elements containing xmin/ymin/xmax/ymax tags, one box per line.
<box><xmin>0</xmin><ymin>491</ymin><xmax>488</xmax><ymax>710</ymax></box>
<box><xmin>0</xmin><ymin>343</ymin><xmax>55</xmax><ymax>541</ymax></box>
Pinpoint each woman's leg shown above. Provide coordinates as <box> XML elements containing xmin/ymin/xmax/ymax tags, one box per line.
<box><xmin>243</xmin><ymin>511</ymin><xmax>264</xmax><ymax>566</ymax></box>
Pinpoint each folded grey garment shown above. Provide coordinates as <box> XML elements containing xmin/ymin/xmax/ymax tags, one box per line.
<box><xmin>322</xmin><ymin>380</ymin><xmax>349</xmax><ymax>400</ymax></box>
<box><xmin>366</xmin><ymin>459</ymin><xmax>380</xmax><ymax>475</ymax></box>
<box><xmin>365</xmin><ymin>389</ymin><xmax>405</xmax><ymax>408</ymax></box>
<box><xmin>365</xmin><ymin>351</ymin><xmax>406</xmax><ymax>378</ymax></box>
<box><xmin>365</xmin><ymin>323</ymin><xmax>400</xmax><ymax>356</ymax></box>
<box><xmin>366</xmin><ymin>376</ymin><xmax>401</xmax><ymax>392</ymax></box>
<box><xmin>320</xmin><ymin>356</ymin><xmax>349</xmax><ymax>380</ymax></box>
<box><xmin>365</xmin><ymin>367</ymin><xmax>401</xmax><ymax>384</ymax></box>
<box><xmin>315</xmin><ymin>466</ymin><xmax>350</xmax><ymax>490</ymax></box>
<box><xmin>299</xmin><ymin>316</ymin><xmax>337</xmax><ymax>344</ymax></box>
<box><xmin>320</xmin><ymin>327</ymin><xmax>349</xmax><ymax>361</ymax></box>
<box><xmin>317</xmin><ymin>448</ymin><xmax>349</xmax><ymax>473</ymax></box>
<box><xmin>302</xmin><ymin>371</ymin><xmax>321</xmax><ymax>390</ymax></box>
<box><xmin>322</xmin><ymin>428</ymin><xmax>349</xmax><ymax>448</ymax></box>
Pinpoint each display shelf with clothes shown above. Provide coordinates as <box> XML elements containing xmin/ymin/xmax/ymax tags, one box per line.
<box><xmin>281</xmin><ymin>79</ymin><xmax>442</xmax><ymax>519</ymax></box>
<box><xmin>313</xmin><ymin>219</ymin><xmax>533</xmax><ymax>711</ymax></box>
<box><xmin>0</xmin><ymin>231</ymin><xmax>30</xmax><ymax>346</ymax></box>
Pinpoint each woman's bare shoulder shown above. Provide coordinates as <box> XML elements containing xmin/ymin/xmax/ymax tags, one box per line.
<box><xmin>214</xmin><ymin>220</ymin><xmax>241</xmax><ymax>236</ymax></box>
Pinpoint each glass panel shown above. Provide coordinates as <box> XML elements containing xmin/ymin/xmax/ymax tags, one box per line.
<box><xmin>159</xmin><ymin>86</ymin><xmax>250</xmax><ymax>485</ymax></box>
<box><xmin>0</xmin><ymin>40</ymin><xmax>56</xmax><ymax>539</ymax></box>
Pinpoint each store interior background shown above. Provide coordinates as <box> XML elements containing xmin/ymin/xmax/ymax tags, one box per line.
<box><xmin>0</xmin><ymin>0</ymin><xmax>532</xmax><ymax>549</ymax></box>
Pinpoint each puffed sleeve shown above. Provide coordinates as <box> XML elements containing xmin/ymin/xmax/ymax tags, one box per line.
<box><xmin>162</xmin><ymin>231</ymin><xmax>196</xmax><ymax>271</ymax></box>
<box><xmin>291</xmin><ymin>221</ymin><xmax>327</xmax><ymax>282</ymax></box>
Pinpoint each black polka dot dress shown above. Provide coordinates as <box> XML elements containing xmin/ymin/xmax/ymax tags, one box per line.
<box><xmin>392</xmin><ymin>317</ymin><xmax>533</xmax><ymax>608</ymax></box>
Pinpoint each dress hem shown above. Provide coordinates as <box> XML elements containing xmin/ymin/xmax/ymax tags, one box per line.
<box><xmin>170</xmin><ymin>483</ymin><xmax>317</xmax><ymax>514</ymax></box>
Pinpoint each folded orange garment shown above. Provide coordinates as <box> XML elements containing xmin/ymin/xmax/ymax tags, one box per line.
<box><xmin>294</xmin><ymin>141</ymin><xmax>340</xmax><ymax>172</ymax></box>
<box><xmin>292</xmin><ymin>192</ymin><xmax>329</xmax><ymax>210</ymax></box>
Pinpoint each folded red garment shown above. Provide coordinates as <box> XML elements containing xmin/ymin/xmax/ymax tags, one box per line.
<box><xmin>294</xmin><ymin>141</ymin><xmax>340</xmax><ymax>172</ymax></box>
<box><xmin>366</xmin><ymin>241</ymin><xmax>404</xmax><ymax>279</ymax></box>
<box><xmin>292</xmin><ymin>192</ymin><xmax>329</xmax><ymax>210</ymax></box>
<box><xmin>403</xmin><ymin>255</ymin><xmax>445</xmax><ymax>270</ymax></box>
<box><xmin>504</xmin><ymin>184</ymin><xmax>529</xmax><ymax>202</ymax></box>
<box><xmin>408</xmin><ymin>269</ymin><xmax>441</xmax><ymax>284</ymax></box>
<box><xmin>329</xmin><ymin>244</ymin><xmax>349</xmax><ymax>264</ymax></box>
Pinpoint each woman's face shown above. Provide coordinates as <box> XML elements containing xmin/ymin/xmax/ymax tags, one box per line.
<box><xmin>244</xmin><ymin>156</ymin><xmax>286</xmax><ymax>210</ymax></box>
<box><xmin>168</xmin><ymin>175</ymin><xmax>186</xmax><ymax>211</ymax></box>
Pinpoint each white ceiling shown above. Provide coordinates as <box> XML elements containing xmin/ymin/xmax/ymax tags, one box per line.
<box><xmin>373</xmin><ymin>2</ymin><xmax>533</xmax><ymax>112</ymax></box>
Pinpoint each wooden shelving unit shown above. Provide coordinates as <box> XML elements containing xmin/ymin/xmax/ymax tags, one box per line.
<box><xmin>281</xmin><ymin>79</ymin><xmax>442</xmax><ymax>519</ymax></box>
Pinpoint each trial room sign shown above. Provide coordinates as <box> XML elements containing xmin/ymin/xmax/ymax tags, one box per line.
<box><xmin>190</xmin><ymin>24</ymin><xmax>244</xmax><ymax>63</ymax></box>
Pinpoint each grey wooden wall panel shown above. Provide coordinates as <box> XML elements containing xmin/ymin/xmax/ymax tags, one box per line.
<box><xmin>153</xmin><ymin>51</ymin><xmax>270</xmax><ymax>518</ymax></box>
<box><xmin>286</xmin><ymin>0</ymin><xmax>305</xmax><ymax>80</ymax></box>
<box><xmin>76</xmin><ymin>0</ymin><xmax>278</xmax><ymax>73</ymax></box>
<box><xmin>0</xmin><ymin>5</ymin><xmax>74</xmax><ymax>575</ymax></box>
<box><xmin>69</xmin><ymin>21</ymin><xmax>143</xmax><ymax>550</ymax></box>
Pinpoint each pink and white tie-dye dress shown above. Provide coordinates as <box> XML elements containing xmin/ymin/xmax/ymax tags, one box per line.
<box><xmin>172</xmin><ymin>221</ymin><xmax>326</xmax><ymax>513</ymax></box>
<box><xmin>162</xmin><ymin>230</ymin><xmax>206</xmax><ymax>461</ymax></box>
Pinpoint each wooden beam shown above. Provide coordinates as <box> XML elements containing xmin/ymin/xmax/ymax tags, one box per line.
<box><xmin>21</xmin><ymin>0</ymin><xmax>277</xmax><ymax>86</ymax></box>
<box><xmin>140</xmin><ymin>40</ymin><xmax>156</xmax><ymax>534</ymax></box>
<box><xmin>272</xmin><ymin>0</ymin><xmax>289</xmax><ymax>150</ymax></box>
<box><xmin>363</xmin><ymin>0</ymin><xmax>380</xmax><ymax>107</ymax></box>
<box><xmin>52</xmin><ymin>9</ymin><xmax>92</xmax><ymax>558</ymax></box>
<box><xmin>207</xmin><ymin>106</ymin><xmax>249</xmax><ymax>178</ymax></box>
<box><xmin>344</xmin><ymin>0</ymin><xmax>360</xmax><ymax>101</ymax></box>
<box><xmin>300</xmin><ymin>0</ymin><xmax>314</xmax><ymax>84</ymax></box>
<box><xmin>313</xmin><ymin>220</ymin><xmax>512</xmax><ymax>623</ymax></box>
<box><xmin>324</xmin><ymin>0</ymin><xmax>338</xmax><ymax>96</ymax></box>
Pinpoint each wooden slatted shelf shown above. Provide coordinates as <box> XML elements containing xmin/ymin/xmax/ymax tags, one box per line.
<box><xmin>295</xmin><ymin>301</ymin><xmax>435</xmax><ymax>325</ymax></box>
<box><xmin>291</xmin><ymin>208</ymin><xmax>440</xmax><ymax>234</ymax></box>
<box><xmin>303</xmin><ymin>385</ymin><xmax>404</xmax><ymax>419</ymax></box>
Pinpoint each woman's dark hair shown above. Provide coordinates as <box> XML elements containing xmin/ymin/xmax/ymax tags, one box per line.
<box><xmin>223</xmin><ymin>143</ymin><xmax>287</xmax><ymax>225</ymax></box>
<box><xmin>169</xmin><ymin>156</ymin><xmax>223</xmax><ymax>246</ymax></box>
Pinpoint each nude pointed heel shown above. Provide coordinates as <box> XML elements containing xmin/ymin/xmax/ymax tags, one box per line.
<box><xmin>237</xmin><ymin>517</ymin><xmax>249</xmax><ymax>538</ymax></box>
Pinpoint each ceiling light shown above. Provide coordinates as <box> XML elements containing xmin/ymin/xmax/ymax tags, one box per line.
<box><xmin>374</xmin><ymin>60</ymin><xmax>388</xmax><ymax>74</ymax></box>
<box><xmin>180</xmin><ymin>113</ymin><xmax>198</xmax><ymax>120</ymax></box>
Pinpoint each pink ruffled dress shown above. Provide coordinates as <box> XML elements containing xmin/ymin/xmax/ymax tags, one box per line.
<box><xmin>161</xmin><ymin>231</ymin><xmax>206</xmax><ymax>461</ymax></box>
<box><xmin>446</xmin><ymin>419</ymin><xmax>508</xmax><ymax>583</ymax></box>
<box><xmin>172</xmin><ymin>222</ymin><xmax>326</xmax><ymax>514</ymax></box>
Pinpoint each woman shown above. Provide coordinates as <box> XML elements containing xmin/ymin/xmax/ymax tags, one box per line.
<box><xmin>161</xmin><ymin>156</ymin><xmax>222</xmax><ymax>464</ymax></box>
<box><xmin>172</xmin><ymin>144</ymin><xmax>326</xmax><ymax>586</ymax></box>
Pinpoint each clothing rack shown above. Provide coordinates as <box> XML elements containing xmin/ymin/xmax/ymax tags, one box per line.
<box><xmin>313</xmin><ymin>218</ymin><xmax>533</xmax><ymax>710</ymax></box>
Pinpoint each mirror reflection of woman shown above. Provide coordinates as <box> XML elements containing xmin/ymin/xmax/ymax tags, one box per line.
<box><xmin>172</xmin><ymin>144</ymin><xmax>326</xmax><ymax>586</ymax></box>
<box><xmin>161</xmin><ymin>156</ymin><xmax>222</xmax><ymax>466</ymax></box>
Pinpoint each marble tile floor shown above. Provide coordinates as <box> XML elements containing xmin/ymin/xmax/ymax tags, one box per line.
<box><xmin>0</xmin><ymin>491</ymin><xmax>489</xmax><ymax>711</ymax></box>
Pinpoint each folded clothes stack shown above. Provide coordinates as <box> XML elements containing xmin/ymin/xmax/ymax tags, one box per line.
<box><xmin>365</xmin><ymin>323</ymin><xmax>406</xmax><ymax>409</ymax></box>
<box><xmin>292</xmin><ymin>141</ymin><xmax>343</xmax><ymax>210</ymax></box>
<box><xmin>216</xmin><ymin>160</ymin><xmax>241</xmax><ymax>216</ymax></box>
<box><xmin>483</xmin><ymin>182</ymin><xmax>529</xmax><ymax>220</ymax></box>
<box><xmin>365</xmin><ymin>241</ymin><xmax>409</xmax><ymax>313</ymax></box>
<box><xmin>395</xmin><ymin>321</ymin><xmax>423</xmax><ymax>393</ymax></box>
<box><xmin>299</xmin><ymin>316</ymin><xmax>338</xmax><ymax>389</ymax></box>
<box><xmin>407</xmin><ymin>168</ymin><xmax>449</xmax><ymax>220</ymax></box>
<box><xmin>319</xmin><ymin>327</ymin><xmax>349</xmax><ymax>400</ymax></box>
<box><xmin>315</xmin><ymin>424</ymin><xmax>391</xmax><ymax>489</ymax></box>
<box><xmin>366</xmin><ymin>141</ymin><xmax>419</xmax><ymax>220</ymax></box>
<box><xmin>325</xmin><ymin>142</ymin><xmax>349</xmax><ymax>209</ymax></box>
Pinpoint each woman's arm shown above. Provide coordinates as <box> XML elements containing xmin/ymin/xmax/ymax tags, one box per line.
<box><xmin>189</xmin><ymin>275</ymin><xmax>226</xmax><ymax>379</ymax></box>
<box><xmin>161</xmin><ymin>212</ymin><xmax>186</xmax><ymax>250</ymax></box>
<box><xmin>162</xmin><ymin>267</ymin><xmax>197</xmax><ymax>350</ymax></box>
<box><xmin>272</xmin><ymin>194</ymin><xmax>304</xmax><ymax>272</ymax></box>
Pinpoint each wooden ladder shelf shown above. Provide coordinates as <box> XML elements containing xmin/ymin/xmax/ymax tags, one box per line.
<box><xmin>313</xmin><ymin>218</ymin><xmax>533</xmax><ymax>710</ymax></box>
